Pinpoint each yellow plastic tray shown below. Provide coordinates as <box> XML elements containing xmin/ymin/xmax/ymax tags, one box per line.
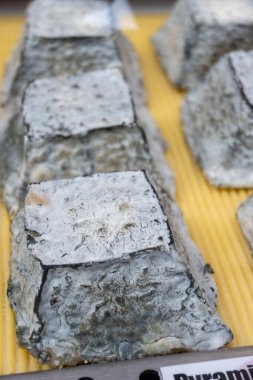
<box><xmin>0</xmin><ymin>13</ymin><xmax>253</xmax><ymax>376</ymax></box>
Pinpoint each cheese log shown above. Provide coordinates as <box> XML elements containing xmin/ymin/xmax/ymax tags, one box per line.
<box><xmin>8</xmin><ymin>171</ymin><xmax>232</xmax><ymax>367</ymax></box>
<box><xmin>181</xmin><ymin>50</ymin><xmax>253</xmax><ymax>188</ymax></box>
<box><xmin>152</xmin><ymin>0</ymin><xmax>253</xmax><ymax>89</ymax></box>
<box><xmin>237</xmin><ymin>194</ymin><xmax>253</xmax><ymax>254</ymax></box>
<box><xmin>3</xmin><ymin>68</ymin><xmax>174</xmax><ymax>215</ymax></box>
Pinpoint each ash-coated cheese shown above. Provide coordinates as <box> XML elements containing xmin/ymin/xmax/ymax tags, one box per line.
<box><xmin>181</xmin><ymin>50</ymin><xmax>253</xmax><ymax>188</ymax></box>
<box><xmin>8</xmin><ymin>171</ymin><xmax>232</xmax><ymax>366</ymax></box>
<box><xmin>3</xmin><ymin>68</ymin><xmax>173</xmax><ymax>214</ymax></box>
<box><xmin>152</xmin><ymin>0</ymin><xmax>253</xmax><ymax>89</ymax></box>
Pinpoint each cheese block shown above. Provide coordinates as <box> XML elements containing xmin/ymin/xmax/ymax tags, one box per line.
<box><xmin>181</xmin><ymin>50</ymin><xmax>253</xmax><ymax>188</ymax></box>
<box><xmin>152</xmin><ymin>0</ymin><xmax>253</xmax><ymax>89</ymax></box>
<box><xmin>8</xmin><ymin>171</ymin><xmax>232</xmax><ymax>367</ymax></box>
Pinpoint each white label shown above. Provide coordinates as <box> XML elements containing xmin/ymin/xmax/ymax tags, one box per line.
<box><xmin>160</xmin><ymin>356</ymin><xmax>253</xmax><ymax>380</ymax></box>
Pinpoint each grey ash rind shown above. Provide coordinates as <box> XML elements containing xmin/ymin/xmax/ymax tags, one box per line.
<box><xmin>152</xmin><ymin>0</ymin><xmax>253</xmax><ymax>89</ymax></box>
<box><xmin>116</xmin><ymin>32</ymin><xmax>168</xmax><ymax>151</ymax></box>
<box><xmin>237</xmin><ymin>194</ymin><xmax>253</xmax><ymax>254</ymax></box>
<box><xmin>8</xmin><ymin>210</ymin><xmax>43</xmax><ymax>348</ymax></box>
<box><xmin>0</xmin><ymin>105</ymin><xmax>26</xmax><ymax>207</ymax></box>
<box><xmin>115</xmin><ymin>32</ymin><xmax>173</xmax><ymax>191</ymax></box>
<box><xmin>8</xmin><ymin>171</ymin><xmax>232</xmax><ymax>367</ymax></box>
<box><xmin>158</xmin><ymin>193</ymin><xmax>217</xmax><ymax>311</ymax></box>
<box><xmin>181</xmin><ymin>50</ymin><xmax>253</xmax><ymax>188</ymax></box>
<box><xmin>3</xmin><ymin>68</ymin><xmax>174</xmax><ymax>215</ymax></box>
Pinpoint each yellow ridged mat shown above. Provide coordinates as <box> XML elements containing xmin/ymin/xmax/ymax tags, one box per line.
<box><xmin>0</xmin><ymin>13</ymin><xmax>253</xmax><ymax>376</ymax></box>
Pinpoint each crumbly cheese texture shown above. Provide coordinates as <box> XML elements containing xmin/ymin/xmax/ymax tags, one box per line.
<box><xmin>152</xmin><ymin>0</ymin><xmax>253</xmax><ymax>89</ymax></box>
<box><xmin>181</xmin><ymin>50</ymin><xmax>253</xmax><ymax>188</ymax></box>
<box><xmin>8</xmin><ymin>172</ymin><xmax>232</xmax><ymax>366</ymax></box>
